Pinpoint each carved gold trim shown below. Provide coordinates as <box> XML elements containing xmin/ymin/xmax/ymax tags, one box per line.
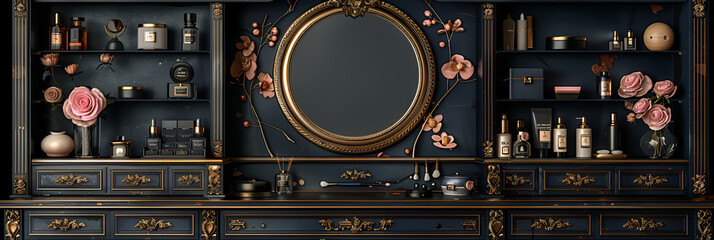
<box><xmin>207</xmin><ymin>165</ymin><xmax>222</xmax><ymax>195</ymax></box>
<box><xmin>229</xmin><ymin>219</ymin><xmax>246</xmax><ymax>231</ymax></box>
<box><xmin>561</xmin><ymin>173</ymin><xmax>596</xmax><ymax>187</ymax></box>
<box><xmin>13</xmin><ymin>0</ymin><xmax>27</xmax><ymax>17</ymax></box>
<box><xmin>331</xmin><ymin>0</ymin><xmax>379</xmax><ymax>18</ymax></box>
<box><xmin>13</xmin><ymin>176</ymin><xmax>27</xmax><ymax>195</ymax></box>
<box><xmin>622</xmin><ymin>218</ymin><xmax>664</xmax><ymax>231</ymax></box>
<box><xmin>488</xmin><ymin>210</ymin><xmax>504</xmax><ymax>240</ymax></box>
<box><xmin>693</xmin><ymin>174</ymin><xmax>707</xmax><ymax>195</ymax></box>
<box><xmin>212</xmin><ymin>140</ymin><xmax>223</xmax><ymax>158</ymax></box>
<box><xmin>4</xmin><ymin>210</ymin><xmax>20</xmax><ymax>240</ymax></box>
<box><xmin>483</xmin><ymin>3</ymin><xmax>494</xmax><ymax>19</ymax></box>
<box><xmin>318</xmin><ymin>217</ymin><xmax>394</xmax><ymax>233</ymax></box>
<box><xmin>505</xmin><ymin>174</ymin><xmax>531</xmax><ymax>187</ymax></box>
<box><xmin>134</xmin><ymin>218</ymin><xmax>173</xmax><ymax>232</ymax></box>
<box><xmin>212</xmin><ymin>3</ymin><xmax>223</xmax><ymax>20</ymax></box>
<box><xmin>201</xmin><ymin>210</ymin><xmax>217</xmax><ymax>240</ymax></box>
<box><xmin>487</xmin><ymin>164</ymin><xmax>501</xmax><ymax>195</ymax></box>
<box><xmin>694</xmin><ymin>0</ymin><xmax>707</xmax><ymax>17</ymax></box>
<box><xmin>177</xmin><ymin>174</ymin><xmax>201</xmax><ymax>186</ymax></box>
<box><xmin>122</xmin><ymin>174</ymin><xmax>152</xmax><ymax>186</ymax></box>
<box><xmin>55</xmin><ymin>174</ymin><xmax>88</xmax><ymax>186</ymax></box>
<box><xmin>341</xmin><ymin>169</ymin><xmax>372</xmax><ymax>180</ymax></box>
<box><xmin>531</xmin><ymin>218</ymin><xmax>572</xmax><ymax>231</ymax></box>
<box><xmin>462</xmin><ymin>219</ymin><xmax>478</xmax><ymax>231</ymax></box>
<box><xmin>633</xmin><ymin>174</ymin><xmax>668</xmax><ymax>187</ymax></box>
<box><xmin>48</xmin><ymin>218</ymin><xmax>86</xmax><ymax>231</ymax></box>
<box><xmin>483</xmin><ymin>140</ymin><xmax>494</xmax><ymax>158</ymax></box>
<box><xmin>699</xmin><ymin>210</ymin><xmax>712</xmax><ymax>240</ymax></box>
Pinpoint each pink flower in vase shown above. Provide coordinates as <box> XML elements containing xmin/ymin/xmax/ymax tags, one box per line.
<box><xmin>257</xmin><ymin>72</ymin><xmax>275</xmax><ymax>98</ymax></box>
<box><xmin>617</xmin><ymin>71</ymin><xmax>653</xmax><ymax>98</ymax></box>
<box><xmin>62</xmin><ymin>87</ymin><xmax>107</xmax><ymax>127</ymax></box>
<box><xmin>432</xmin><ymin>132</ymin><xmax>457</xmax><ymax>149</ymax></box>
<box><xmin>632</xmin><ymin>98</ymin><xmax>652</xmax><ymax>119</ymax></box>
<box><xmin>64</xmin><ymin>63</ymin><xmax>79</xmax><ymax>75</ymax></box>
<box><xmin>653</xmin><ymin>80</ymin><xmax>677</xmax><ymax>98</ymax></box>
<box><xmin>642</xmin><ymin>104</ymin><xmax>672</xmax><ymax>131</ymax></box>
<box><xmin>41</xmin><ymin>53</ymin><xmax>59</xmax><ymax>67</ymax></box>
<box><xmin>422</xmin><ymin>114</ymin><xmax>443</xmax><ymax>133</ymax></box>
<box><xmin>43</xmin><ymin>86</ymin><xmax>63</xmax><ymax>103</ymax></box>
<box><xmin>441</xmin><ymin>54</ymin><xmax>474</xmax><ymax>80</ymax></box>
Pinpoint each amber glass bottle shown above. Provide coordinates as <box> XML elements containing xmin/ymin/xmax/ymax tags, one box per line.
<box><xmin>49</xmin><ymin>12</ymin><xmax>67</xmax><ymax>50</ymax></box>
<box><xmin>69</xmin><ymin>17</ymin><xmax>87</xmax><ymax>50</ymax></box>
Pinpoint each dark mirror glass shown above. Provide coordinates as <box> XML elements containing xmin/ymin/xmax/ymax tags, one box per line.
<box><xmin>289</xmin><ymin>13</ymin><xmax>419</xmax><ymax>137</ymax></box>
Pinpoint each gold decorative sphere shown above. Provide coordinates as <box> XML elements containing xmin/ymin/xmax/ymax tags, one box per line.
<box><xmin>643</xmin><ymin>22</ymin><xmax>674</xmax><ymax>51</ymax></box>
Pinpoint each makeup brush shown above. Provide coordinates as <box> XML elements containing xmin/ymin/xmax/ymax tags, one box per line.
<box><xmin>319</xmin><ymin>181</ymin><xmax>391</xmax><ymax>188</ymax></box>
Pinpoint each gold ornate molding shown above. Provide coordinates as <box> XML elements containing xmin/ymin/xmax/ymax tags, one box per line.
<box><xmin>121</xmin><ymin>174</ymin><xmax>152</xmax><ymax>186</ymax></box>
<box><xmin>318</xmin><ymin>217</ymin><xmax>394</xmax><ymax>233</ymax></box>
<box><xmin>229</xmin><ymin>219</ymin><xmax>246</xmax><ymax>231</ymax></box>
<box><xmin>699</xmin><ymin>210</ymin><xmax>712</xmax><ymax>240</ymax></box>
<box><xmin>330</xmin><ymin>0</ymin><xmax>379</xmax><ymax>18</ymax></box>
<box><xmin>505</xmin><ymin>174</ymin><xmax>531</xmax><ymax>186</ymax></box>
<box><xmin>13</xmin><ymin>0</ymin><xmax>27</xmax><ymax>17</ymax></box>
<box><xmin>483</xmin><ymin>140</ymin><xmax>494</xmax><ymax>158</ymax></box>
<box><xmin>201</xmin><ymin>210</ymin><xmax>217</xmax><ymax>240</ymax></box>
<box><xmin>693</xmin><ymin>0</ymin><xmax>707</xmax><ymax>17</ymax></box>
<box><xmin>633</xmin><ymin>174</ymin><xmax>668</xmax><ymax>187</ymax></box>
<box><xmin>623</xmin><ymin>217</ymin><xmax>665</xmax><ymax>231</ymax></box>
<box><xmin>341</xmin><ymin>169</ymin><xmax>372</xmax><ymax>181</ymax></box>
<box><xmin>55</xmin><ymin>174</ymin><xmax>89</xmax><ymax>186</ymax></box>
<box><xmin>693</xmin><ymin>174</ymin><xmax>707</xmax><ymax>195</ymax></box>
<box><xmin>178</xmin><ymin>174</ymin><xmax>201</xmax><ymax>186</ymax></box>
<box><xmin>487</xmin><ymin>164</ymin><xmax>501</xmax><ymax>195</ymax></box>
<box><xmin>211</xmin><ymin>3</ymin><xmax>223</xmax><ymax>20</ymax></box>
<box><xmin>134</xmin><ymin>218</ymin><xmax>173</xmax><ymax>232</ymax></box>
<box><xmin>212</xmin><ymin>140</ymin><xmax>223</xmax><ymax>158</ymax></box>
<box><xmin>531</xmin><ymin>218</ymin><xmax>572</xmax><ymax>231</ymax></box>
<box><xmin>13</xmin><ymin>176</ymin><xmax>27</xmax><ymax>195</ymax></box>
<box><xmin>488</xmin><ymin>210</ymin><xmax>504</xmax><ymax>240</ymax></box>
<box><xmin>462</xmin><ymin>219</ymin><xmax>478</xmax><ymax>231</ymax></box>
<box><xmin>561</xmin><ymin>173</ymin><xmax>596</xmax><ymax>187</ymax></box>
<box><xmin>48</xmin><ymin>218</ymin><xmax>86</xmax><ymax>231</ymax></box>
<box><xmin>207</xmin><ymin>165</ymin><xmax>222</xmax><ymax>195</ymax></box>
<box><xmin>4</xmin><ymin>210</ymin><xmax>21</xmax><ymax>240</ymax></box>
<box><xmin>483</xmin><ymin>3</ymin><xmax>494</xmax><ymax>19</ymax></box>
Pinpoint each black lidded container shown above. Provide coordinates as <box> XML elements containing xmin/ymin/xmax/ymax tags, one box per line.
<box><xmin>546</xmin><ymin>36</ymin><xmax>587</xmax><ymax>50</ymax></box>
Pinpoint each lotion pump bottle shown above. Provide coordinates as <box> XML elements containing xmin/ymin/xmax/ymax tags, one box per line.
<box><xmin>575</xmin><ymin>117</ymin><xmax>592</xmax><ymax>158</ymax></box>
<box><xmin>516</xmin><ymin>13</ymin><xmax>528</xmax><ymax>51</ymax></box>
<box><xmin>553</xmin><ymin>117</ymin><xmax>567</xmax><ymax>158</ymax></box>
<box><xmin>497</xmin><ymin>114</ymin><xmax>512</xmax><ymax>158</ymax></box>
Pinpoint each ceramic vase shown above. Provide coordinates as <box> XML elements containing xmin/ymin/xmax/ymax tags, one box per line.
<box><xmin>40</xmin><ymin>131</ymin><xmax>74</xmax><ymax>157</ymax></box>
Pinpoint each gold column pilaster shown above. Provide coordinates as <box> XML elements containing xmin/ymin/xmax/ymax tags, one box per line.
<box><xmin>12</xmin><ymin>0</ymin><xmax>29</xmax><ymax>198</ymax></box>
<box><xmin>692</xmin><ymin>0</ymin><xmax>708</xmax><ymax>196</ymax></box>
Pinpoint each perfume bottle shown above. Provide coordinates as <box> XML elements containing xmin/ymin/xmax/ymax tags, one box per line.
<box><xmin>513</xmin><ymin>119</ymin><xmax>531</xmax><ymax>159</ymax></box>
<box><xmin>624</xmin><ymin>29</ymin><xmax>637</xmax><ymax>50</ymax></box>
<box><xmin>275</xmin><ymin>171</ymin><xmax>293</xmax><ymax>195</ymax></box>
<box><xmin>190</xmin><ymin>118</ymin><xmax>206</xmax><ymax>156</ymax></box>
<box><xmin>497</xmin><ymin>114</ymin><xmax>512</xmax><ymax>158</ymax></box>
<box><xmin>182</xmin><ymin>13</ymin><xmax>199</xmax><ymax>51</ymax></box>
<box><xmin>49</xmin><ymin>12</ymin><xmax>67</xmax><ymax>50</ymax></box>
<box><xmin>68</xmin><ymin>17</ymin><xmax>87</xmax><ymax>50</ymax></box>
<box><xmin>144</xmin><ymin>119</ymin><xmax>162</xmax><ymax>156</ymax></box>
<box><xmin>598</xmin><ymin>71</ymin><xmax>612</xmax><ymax>99</ymax></box>
<box><xmin>606</xmin><ymin>113</ymin><xmax>621</xmax><ymax>152</ymax></box>
<box><xmin>608</xmin><ymin>30</ymin><xmax>622</xmax><ymax>51</ymax></box>
<box><xmin>575</xmin><ymin>117</ymin><xmax>592</xmax><ymax>158</ymax></box>
<box><xmin>553</xmin><ymin>117</ymin><xmax>567</xmax><ymax>158</ymax></box>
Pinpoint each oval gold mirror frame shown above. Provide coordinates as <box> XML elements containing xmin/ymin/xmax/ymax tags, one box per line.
<box><xmin>274</xmin><ymin>0</ymin><xmax>435</xmax><ymax>154</ymax></box>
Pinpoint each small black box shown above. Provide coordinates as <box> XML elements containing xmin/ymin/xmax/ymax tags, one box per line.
<box><xmin>168</xmin><ymin>83</ymin><xmax>196</xmax><ymax>99</ymax></box>
<box><xmin>175</xmin><ymin>150</ymin><xmax>189</xmax><ymax>155</ymax></box>
<box><xmin>177</xmin><ymin>142</ymin><xmax>191</xmax><ymax>150</ymax></box>
<box><xmin>144</xmin><ymin>149</ymin><xmax>160</xmax><ymax>156</ymax></box>
<box><xmin>177</xmin><ymin>120</ymin><xmax>194</xmax><ymax>142</ymax></box>
<box><xmin>145</xmin><ymin>138</ymin><xmax>161</xmax><ymax>150</ymax></box>
<box><xmin>162</xmin><ymin>142</ymin><xmax>178</xmax><ymax>149</ymax></box>
<box><xmin>161</xmin><ymin>120</ymin><xmax>178</xmax><ymax>142</ymax></box>
<box><xmin>160</xmin><ymin>149</ymin><xmax>175</xmax><ymax>155</ymax></box>
<box><xmin>509</xmin><ymin>68</ymin><xmax>544</xmax><ymax>99</ymax></box>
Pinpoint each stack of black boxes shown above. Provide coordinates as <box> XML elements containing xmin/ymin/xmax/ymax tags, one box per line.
<box><xmin>143</xmin><ymin>119</ymin><xmax>206</xmax><ymax>158</ymax></box>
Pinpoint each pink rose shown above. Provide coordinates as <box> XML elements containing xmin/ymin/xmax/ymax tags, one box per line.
<box><xmin>642</xmin><ymin>104</ymin><xmax>671</xmax><ymax>131</ymax></box>
<box><xmin>653</xmin><ymin>80</ymin><xmax>677</xmax><ymax>98</ymax></box>
<box><xmin>44</xmin><ymin>86</ymin><xmax>63</xmax><ymax>103</ymax></box>
<box><xmin>632</xmin><ymin>98</ymin><xmax>652</xmax><ymax>118</ymax></box>
<box><xmin>617</xmin><ymin>72</ymin><xmax>653</xmax><ymax>98</ymax></box>
<box><xmin>63</xmin><ymin>87</ymin><xmax>107</xmax><ymax>127</ymax></box>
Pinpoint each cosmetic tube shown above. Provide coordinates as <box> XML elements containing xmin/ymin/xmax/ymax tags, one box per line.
<box><xmin>531</xmin><ymin>108</ymin><xmax>552</xmax><ymax>158</ymax></box>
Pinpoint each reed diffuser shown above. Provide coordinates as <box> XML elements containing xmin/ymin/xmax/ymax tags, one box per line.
<box><xmin>274</xmin><ymin>157</ymin><xmax>294</xmax><ymax>195</ymax></box>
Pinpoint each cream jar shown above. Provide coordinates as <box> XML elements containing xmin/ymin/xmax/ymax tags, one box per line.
<box><xmin>137</xmin><ymin>23</ymin><xmax>167</xmax><ymax>50</ymax></box>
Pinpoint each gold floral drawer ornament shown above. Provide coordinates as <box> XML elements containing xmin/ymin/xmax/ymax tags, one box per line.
<box><xmin>172</xmin><ymin>169</ymin><xmax>205</xmax><ymax>191</ymax></box>
<box><xmin>600</xmin><ymin>214</ymin><xmax>688</xmax><ymax>236</ymax></box>
<box><xmin>511</xmin><ymin>214</ymin><xmax>591</xmax><ymax>236</ymax></box>
<box><xmin>504</xmin><ymin>170</ymin><xmax>534</xmax><ymax>191</ymax></box>
<box><xmin>542</xmin><ymin>170</ymin><xmax>611</xmax><ymax>192</ymax></box>
<box><xmin>111</xmin><ymin>170</ymin><xmax>164</xmax><ymax>191</ymax></box>
<box><xmin>319</xmin><ymin>217</ymin><xmax>394</xmax><ymax>233</ymax></box>
<box><xmin>27</xmin><ymin>214</ymin><xmax>105</xmax><ymax>236</ymax></box>
<box><xmin>34</xmin><ymin>169</ymin><xmax>103</xmax><ymax>191</ymax></box>
<box><xmin>114</xmin><ymin>214</ymin><xmax>195</xmax><ymax>236</ymax></box>
<box><xmin>617</xmin><ymin>170</ymin><xmax>685</xmax><ymax>192</ymax></box>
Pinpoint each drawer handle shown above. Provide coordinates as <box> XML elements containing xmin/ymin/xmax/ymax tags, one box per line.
<box><xmin>505</xmin><ymin>174</ymin><xmax>531</xmax><ymax>186</ymax></box>
<box><xmin>633</xmin><ymin>174</ymin><xmax>669</xmax><ymax>187</ymax></box>
<box><xmin>122</xmin><ymin>174</ymin><xmax>152</xmax><ymax>186</ymax></box>
<box><xmin>462</xmin><ymin>219</ymin><xmax>478</xmax><ymax>231</ymax></box>
<box><xmin>318</xmin><ymin>217</ymin><xmax>394</xmax><ymax>233</ymax></box>
<box><xmin>561</xmin><ymin>173</ymin><xmax>596</xmax><ymax>186</ymax></box>
<box><xmin>228</xmin><ymin>219</ymin><xmax>246</xmax><ymax>231</ymax></box>
<box><xmin>623</xmin><ymin>217</ymin><xmax>665</xmax><ymax>231</ymax></box>
<box><xmin>54</xmin><ymin>174</ymin><xmax>88</xmax><ymax>186</ymax></box>
<box><xmin>177</xmin><ymin>174</ymin><xmax>201</xmax><ymax>185</ymax></box>
<box><xmin>341</xmin><ymin>169</ymin><xmax>372</xmax><ymax>181</ymax></box>
<box><xmin>531</xmin><ymin>218</ymin><xmax>572</xmax><ymax>231</ymax></box>
<box><xmin>134</xmin><ymin>218</ymin><xmax>173</xmax><ymax>231</ymax></box>
<box><xmin>48</xmin><ymin>218</ymin><xmax>86</xmax><ymax>231</ymax></box>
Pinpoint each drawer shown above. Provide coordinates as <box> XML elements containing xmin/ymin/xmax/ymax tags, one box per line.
<box><xmin>221</xmin><ymin>210</ymin><xmax>481</xmax><ymax>239</ymax></box>
<box><xmin>617</xmin><ymin>170</ymin><xmax>685</xmax><ymax>192</ymax></box>
<box><xmin>170</xmin><ymin>168</ymin><xmax>205</xmax><ymax>192</ymax></box>
<box><xmin>511</xmin><ymin>213</ymin><xmax>591</xmax><ymax>236</ymax></box>
<box><xmin>541</xmin><ymin>169</ymin><xmax>611</xmax><ymax>193</ymax></box>
<box><xmin>114</xmin><ymin>213</ymin><xmax>196</xmax><ymax>236</ymax></box>
<box><xmin>27</xmin><ymin>214</ymin><xmax>106</xmax><ymax>236</ymax></box>
<box><xmin>110</xmin><ymin>168</ymin><xmax>165</xmax><ymax>192</ymax></box>
<box><xmin>600</xmin><ymin>213</ymin><xmax>688</xmax><ymax>236</ymax></box>
<box><xmin>34</xmin><ymin>169</ymin><xmax>103</xmax><ymax>192</ymax></box>
<box><xmin>504</xmin><ymin>169</ymin><xmax>536</xmax><ymax>193</ymax></box>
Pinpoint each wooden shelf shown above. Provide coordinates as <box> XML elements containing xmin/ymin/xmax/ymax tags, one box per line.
<box><xmin>35</xmin><ymin>50</ymin><xmax>210</xmax><ymax>55</ymax></box>
<box><xmin>230</xmin><ymin>157</ymin><xmax>479</xmax><ymax>163</ymax></box>
<box><xmin>33</xmin><ymin>99</ymin><xmax>210</xmax><ymax>103</ymax></box>
<box><xmin>496</xmin><ymin>98</ymin><xmax>683</xmax><ymax>103</ymax></box>
<box><xmin>32</xmin><ymin>158</ymin><xmax>229</xmax><ymax>164</ymax></box>
<box><xmin>497</xmin><ymin>50</ymin><xmax>681</xmax><ymax>55</ymax></box>
<box><xmin>482</xmin><ymin>158</ymin><xmax>689</xmax><ymax>165</ymax></box>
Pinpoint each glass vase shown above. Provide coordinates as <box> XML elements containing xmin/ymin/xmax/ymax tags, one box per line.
<box><xmin>74</xmin><ymin>124</ymin><xmax>99</xmax><ymax>158</ymax></box>
<box><xmin>639</xmin><ymin>127</ymin><xmax>677</xmax><ymax>159</ymax></box>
